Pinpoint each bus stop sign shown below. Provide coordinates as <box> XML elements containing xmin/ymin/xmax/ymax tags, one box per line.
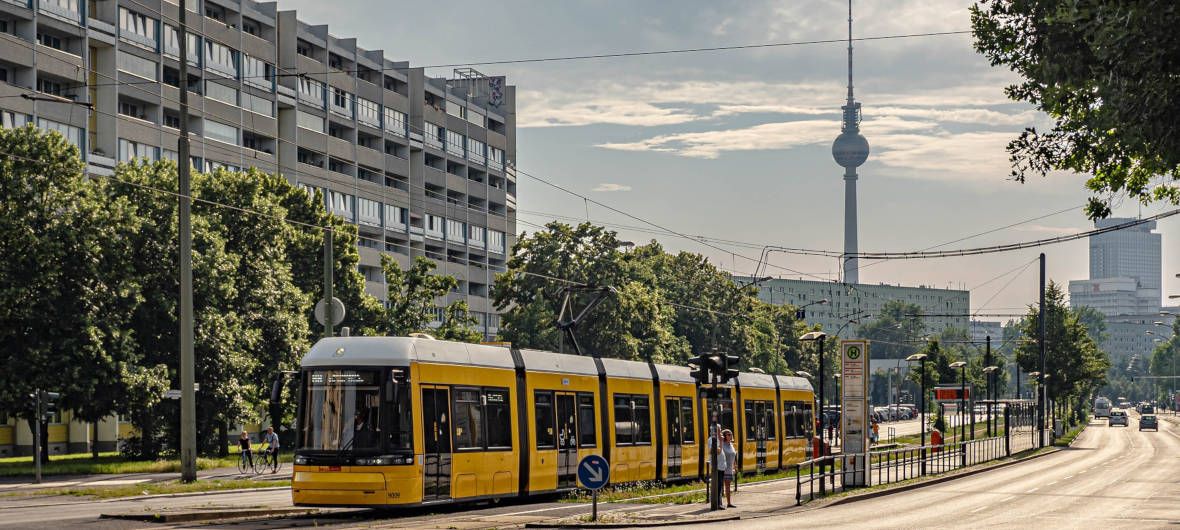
<box><xmin>577</xmin><ymin>454</ymin><xmax>609</xmax><ymax>490</ymax></box>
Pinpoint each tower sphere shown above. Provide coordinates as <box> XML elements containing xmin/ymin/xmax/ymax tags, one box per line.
<box><xmin>832</xmin><ymin>131</ymin><xmax>869</xmax><ymax>169</ymax></box>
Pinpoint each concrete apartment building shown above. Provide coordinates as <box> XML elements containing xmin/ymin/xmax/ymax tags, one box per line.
<box><xmin>0</xmin><ymin>0</ymin><xmax>516</xmax><ymax>456</ymax></box>
<box><xmin>733</xmin><ymin>277</ymin><xmax>970</xmax><ymax>339</ymax></box>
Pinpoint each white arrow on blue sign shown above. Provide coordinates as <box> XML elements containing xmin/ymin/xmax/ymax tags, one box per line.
<box><xmin>577</xmin><ymin>454</ymin><xmax>610</xmax><ymax>490</ymax></box>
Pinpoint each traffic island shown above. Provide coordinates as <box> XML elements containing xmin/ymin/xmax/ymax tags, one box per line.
<box><xmin>100</xmin><ymin>506</ymin><xmax>316</xmax><ymax>523</ymax></box>
<box><xmin>527</xmin><ymin>511</ymin><xmax>740</xmax><ymax>528</ymax></box>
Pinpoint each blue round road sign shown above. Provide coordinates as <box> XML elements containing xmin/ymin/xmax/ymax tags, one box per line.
<box><xmin>577</xmin><ymin>454</ymin><xmax>610</xmax><ymax>490</ymax></box>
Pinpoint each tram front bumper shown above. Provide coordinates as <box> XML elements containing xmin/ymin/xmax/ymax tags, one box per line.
<box><xmin>292</xmin><ymin>468</ymin><xmax>389</xmax><ymax>506</ymax></box>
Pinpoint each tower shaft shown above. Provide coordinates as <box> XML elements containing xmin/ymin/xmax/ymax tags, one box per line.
<box><xmin>844</xmin><ymin>167</ymin><xmax>859</xmax><ymax>284</ymax></box>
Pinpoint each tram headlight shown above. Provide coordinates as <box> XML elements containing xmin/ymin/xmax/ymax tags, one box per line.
<box><xmin>294</xmin><ymin>455</ymin><xmax>309</xmax><ymax>465</ymax></box>
<box><xmin>355</xmin><ymin>456</ymin><xmax>395</xmax><ymax>465</ymax></box>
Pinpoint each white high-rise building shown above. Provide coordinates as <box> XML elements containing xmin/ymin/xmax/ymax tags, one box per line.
<box><xmin>1090</xmin><ymin>219</ymin><xmax>1161</xmax><ymax>290</ymax></box>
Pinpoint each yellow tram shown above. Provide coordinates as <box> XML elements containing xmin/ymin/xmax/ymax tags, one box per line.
<box><xmin>292</xmin><ymin>336</ymin><xmax>815</xmax><ymax>507</ymax></box>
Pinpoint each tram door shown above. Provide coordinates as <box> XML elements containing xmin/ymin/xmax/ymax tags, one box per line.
<box><xmin>747</xmin><ymin>401</ymin><xmax>768</xmax><ymax>472</ymax></box>
<box><xmin>421</xmin><ymin>386</ymin><xmax>452</xmax><ymax>501</ymax></box>
<box><xmin>556</xmin><ymin>393</ymin><xmax>578</xmax><ymax>488</ymax></box>
<box><xmin>665</xmin><ymin>398</ymin><xmax>683</xmax><ymax>478</ymax></box>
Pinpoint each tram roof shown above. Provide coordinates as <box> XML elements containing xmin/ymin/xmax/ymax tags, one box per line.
<box><xmin>303</xmin><ymin>337</ymin><xmax>515</xmax><ymax>369</ymax></box>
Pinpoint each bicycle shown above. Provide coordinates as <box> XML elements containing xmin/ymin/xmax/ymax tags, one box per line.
<box><xmin>237</xmin><ymin>449</ymin><xmax>256</xmax><ymax>474</ymax></box>
<box><xmin>255</xmin><ymin>444</ymin><xmax>280</xmax><ymax>474</ymax></box>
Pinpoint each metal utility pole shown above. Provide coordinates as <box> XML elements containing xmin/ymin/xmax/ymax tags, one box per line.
<box><xmin>178</xmin><ymin>0</ymin><xmax>196</xmax><ymax>484</ymax></box>
<box><xmin>323</xmin><ymin>228</ymin><xmax>334</xmax><ymax>338</ymax></box>
<box><xmin>33</xmin><ymin>389</ymin><xmax>41</xmax><ymax>484</ymax></box>
<box><xmin>1038</xmin><ymin>253</ymin><xmax>1046</xmax><ymax>448</ymax></box>
<box><xmin>986</xmin><ymin>336</ymin><xmax>991</xmax><ymax>437</ymax></box>
<box><xmin>709</xmin><ymin>388</ymin><xmax>722</xmax><ymax>511</ymax></box>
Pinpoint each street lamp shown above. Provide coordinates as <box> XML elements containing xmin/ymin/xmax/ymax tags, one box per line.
<box><xmin>950</xmin><ymin>361</ymin><xmax>967</xmax><ymax>443</ymax></box>
<box><xmin>983</xmin><ymin>366</ymin><xmax>999</xmax><ymax>437</ymax></box>
<box><xmin>906</xmin><ymin>352</ymin><xmax>928</xmax><ymax>474</ymax></box>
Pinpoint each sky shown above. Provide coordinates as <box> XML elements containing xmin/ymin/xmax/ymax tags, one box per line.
<box><xmin>286</xmin><ymin>0</ymin><xmax>1180</xmax><ymax>320</ymax></box>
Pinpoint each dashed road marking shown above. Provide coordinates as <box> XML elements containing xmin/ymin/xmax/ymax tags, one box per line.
<box><xmin>1047</xmin><ymin>481</ymin><xmax>1058</xmax><ymax>486</ymax></box>
<box><xmin>970</xmin><ymin>505</ymin><xmax>991</xmax><ymax>513</ymax></box>
<box><xmin>1026</xmin><ymin>487</ymin><xmax>1040</xmax><ymax>493</ymax></box>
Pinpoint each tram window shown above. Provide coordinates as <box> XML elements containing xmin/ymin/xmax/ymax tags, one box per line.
<box><xmin>613</xmin><ymin>395</ymin><xmax>633</xmax><ymax>445</ymax></box>
<box><xmin>719</xmin><ymin>399</ymin><xmax>735</xmax><ymax>435</ymax></box>
<box><xmin>577</xmin><ymin>393</ymin><xmax>596</xmax><ymax>447</ymax></box>
<box><xmin>764</xmin><ymin>404</ymin><xmax>776</xmax><ymax>440</ymax></box>
<box><xmin>634</xmin><ymin>395</ymin><xmax>651</xmax><ymax>445</ymax></box>
<box><xmin>453</xmin><ymin>388</ymin><xmax>483</xmax><ymax>450</ymax></box>
<box><xmin>666</xmin><ymin>399</ymin><xmax>682</xmax><ymax>446</ymax></box>
<box><xmin>800</xmin><ymin>403</ymin><xmax>814</xmax><ymax>438</ymax></box>
<box><xmin>744</xmin><ymin>401</ymin><xmax>757</xmax><ymax>440</ymax></box>
<box><xmin>535</xmin><ymin>391</ymin><xmax>556</xmax><ymax>449</ymax></box>
<box><xmin>784</xmin><ymin>403</ymin><xmax>797</xmax><ymax>437</ymax></box>
<box><xmin>680</xmin><ymin>397</ymin><xmax>695</xmax><ymax>444</ymax></box>
<box><xmin>486</xmin><ymin>389</ymin><xmax>512</xmax><ymax>449</ymax></box>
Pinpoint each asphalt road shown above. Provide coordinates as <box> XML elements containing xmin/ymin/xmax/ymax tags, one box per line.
<box><xmin>701</xmin><ymin>412</ymin><xmax>1180</xmax><ymax>529</ymax></box>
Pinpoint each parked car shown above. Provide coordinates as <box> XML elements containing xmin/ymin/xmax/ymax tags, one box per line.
<box><xmin>1138</xmin><ymin>414</ymin><xmax>1158</xmax><ymax>431</ymax></box>
<box><xmin>1108</xmin><ymin>409</ymin><xmax>1128</xmax><ymax>427</ymax></box>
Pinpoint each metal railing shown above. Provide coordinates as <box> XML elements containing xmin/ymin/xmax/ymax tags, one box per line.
<box><xmin>795</xmin><ymin>455</ymin><xmax>840</xmax><ymax>504</ymax></box>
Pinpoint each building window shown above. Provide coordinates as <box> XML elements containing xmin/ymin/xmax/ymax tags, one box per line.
<box><xmin>384</xmin><ymin>204</ymin><xmax>407</xmax><ymax>231</ymax></box>
<box><xmin>297</xmin><ymin>77</ymin><xmax>325</xmax><ymax>106</ymax></box>
<box><xmin>489</xmin><ymin>147</ymin><xmax>504</xmax><ymax>170</ymax></box>
<box><xmin>118</xmin><ymin>138</ymin><xmax>157</xmax><ymax>162</ymax></box>
<box><xmin>118</xmin><ymin>7</ymin><xmax>157</xmax><ymax>49</ymax></box>
<box><xmin>37</xmin><ymin>78</ymin><xmax>64</xmax><ymax>96</ymax></box>
<box><xmin>205</xmin><ymin>40</ymin><xmax>238</xmax><ymax>77</ymax></box>
<box><xmin>445</xmin><ymin>130</ymin><xmax>465</xmax><ymax>154</ymax></box>
<box><xmin>1</xmin><ymin>111</ymin><xmax>28</xmax><ymax>130</ymax></box>
<box><xmin>356</xmin><ymin>97</ymin><xmax>380</xmax><ymax>127</ymax></box>
<box><xmin>447</xmin><ymin>103</ymin><xmax>465</xmax><ymax>119</ymax></box>
<box><xmin>357</xmin><ymin>197</ymin><xmax>381</xmax><ymax>227</ymax></box>
<box><xmin>468</xmin><ymin>225</ymin><xmax>486</xmax><ymax>248</ymax></box>
<box><xmin>242</xmin><ymin>56</ymin><xmax>274</xmax><ymax>90</ymax></box>
<box><xmin>36</xmin><ymin>32</ymin><xmax>64</xmax><ymax>50</ymax></box>
<box><xmin>446</xmin><ymin>219</ymin><xmax>465</xmax><ymax>243</ymax></box>
<box><xmin>330</xmin><ymin>88</ymin><xmax>352</xmax><ymax>117</ymax></box>
<box><xmin>488</xmin><ymin>230</ymin><xmax>506</xmax><ymax>253</ymax></box>
<box><xmin>163</xmin><ymin>111</ymin><xmax>180</xmax><ymax>129</ymax></box>
<box><xmin>163</xmin><ymin>26</ymin><xmax>200</xmax><ymax>64</ymax></box>
<box><xmin>116</xmin><ymin>51</ymin><xmax>158</xmax><ymax>81</ymax></box>
<box><xmin>296</xmin><ymin>110</ymin><xmax>325</xmax><ymax>133</ymax></box>
<box><xmin>329</xmin><ymin>190</ymin><xmax>353</xmax><ymax>219</ymax></box>
<box><xmin>467</xmin><ymin>138</ymin><xmax>485</xmax><ymax>164</ymax></box>
<box><xmin>40</xmin><ymin>0</ymin><xmax>82</xmax><ymax>23</ymax></box>
<box><xmin>296</xmin><ymin>39</ymin><xmax>313</xmax><ymax>57</ymax></box>
<box><xmin>117</xmin><ymin>100</ymin><xmax>146</xmax><ymax>120</ymax></box>
<box><xmin>36</xmin><ymin>118</ymin><xmax>82</xmax><ymax>149</ymax></box>
<box><xmin>424</xmin><ymin>214</ymin><xmax>445</xmax><ymax>239</ymax></box>
<box><xmin>240</xmin><ymin>91</ymin><xmax>273</xmax><ymax>117</ymax></box>
<box><xmin>203</xmin><ymin>120</ymin><xmax>238</xmax><ymax>146</ymax></box>
<box><xmin>205</xmin><ymin>81</ymin><xmax>237</xmax><ymax>106</ymax></box>
<box><xmin>384</xmin><ymin>108</ymin><xmax>406</xmax><ymax>136</ymax></box>
<box><xmin>423</xmin><ymin>122</ymin><xmax>443</xmax><ymax>148</ymax></box>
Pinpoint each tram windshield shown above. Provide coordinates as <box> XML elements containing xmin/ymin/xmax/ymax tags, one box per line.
<box><xmin>299</xmin><ymin>369</ymin><xmax>412</xmax><ymax>453</ymax></box>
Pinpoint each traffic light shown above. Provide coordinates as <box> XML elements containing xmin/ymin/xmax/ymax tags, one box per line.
<box><xmin>27</xmin><ymin>393</ymin><xmax>38</xmax><ymax>415</ymax></box>
<box><xmin>689</xmin><ymin>352</ymin><xmax>710</xmax><ymax>384</ymax></box>
<box><xmin>720</xmin><ymin>353</ymin><xmax>740</xmax><ymax>384</ymax></box>
<box><xmin>39</xmin><ymin>391</ymin><xmax>59</xmax><ymax>419</ymax></box>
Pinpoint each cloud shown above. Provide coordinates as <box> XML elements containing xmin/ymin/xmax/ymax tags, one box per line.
<box><xmin>592</xmin><ymin>183</ymin><xmax>633</xmax><ymax>192</ymax></box>
<box><xmin>598</xmin><ymin>115</ymin><xmax>938</xmax><ymax>159</ymax></box>
<box><xmin>1012</xmin><ymin>224</ymin><xmax>1084</xmax><ymax>235</ymax></box>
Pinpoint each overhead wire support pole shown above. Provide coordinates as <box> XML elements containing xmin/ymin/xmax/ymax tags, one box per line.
<box><xmin>1038</xmin><ymin>253</ymin><xmax>1046</xmax><ymax>448</ymax></box>
<box><xmin>178</xmin><ymin>0</ymin><xmax>196</xmax><ymax>484</ymax></box>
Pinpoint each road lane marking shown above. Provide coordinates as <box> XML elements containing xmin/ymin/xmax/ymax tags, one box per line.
<box><xmin>1047</xmin><ymin>481</ymin><xmax>1058</xmax><ymax>486</ymax></box>
<box><xmin>970</xmin><ymin>505</ymin><xmax>991</xmax><ymax>513</ymax></box>
<box><xmin>1026</xmin><ymin>487</ymin><xmax>1039</xmax><ymax>493</ymax></box>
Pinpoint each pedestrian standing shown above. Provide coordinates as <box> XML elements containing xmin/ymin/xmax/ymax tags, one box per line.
<box><xmin>721</xmin><ymin>429</ymin><xmax>738</xmax><ymax>508</ymax></box>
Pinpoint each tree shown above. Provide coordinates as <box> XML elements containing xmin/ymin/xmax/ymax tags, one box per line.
<box><xmin>1013</xmin><ymin>282</ymin><xmax>1110</xmax><ymax>419</ymax></box>
<box><xmin>377</xmin><ymin>255</ymin><xmax>481</xmax><ymax>342</ymax></box>
<box><xmin>856</xmin><ymin>301</ymin><xmax>925</xmax><ymax>359</ymax></box>
<box><xmin>1149</xmin><ymin>316</ymin><xmax>1179</xmax><ymax>409</ymax></box>
<box><xmin>0</xmin><ymin>126</ymin><xmax>165</xmax><ymax>462</ymax></box>
<box><xmin>971</xmin><ymin>0</ymin><xmax>1180</xmax><ymax>219</ymax></box>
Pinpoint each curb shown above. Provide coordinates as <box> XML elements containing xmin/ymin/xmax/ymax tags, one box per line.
<box><xmin>100</xmin><ymin>507</ymin><xmax>313</xmax><ymax>523</ymax></box>
<box><xmin>826</xmin><ymin>446</ymin><xmax>1062</xmax><ymax>507</ymax></box>
<box><xmin>525</xmin><ymin>515</ymin><xmax>740</xmax><ymax>528</ymax></box>
<box><xmin>5</xmin><ymin>486</ymin><xmax>290</xmax><ymax>510</ymax></box>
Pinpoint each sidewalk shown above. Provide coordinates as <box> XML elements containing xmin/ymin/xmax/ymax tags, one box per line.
<box><xmin>0</xmin><ymin>465</ymin><xmax>290</xmax><ymax>494</ymax></box>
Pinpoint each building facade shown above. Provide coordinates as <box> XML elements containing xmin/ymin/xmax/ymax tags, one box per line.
<box><xmin>970</xmin><ymin>320</ymin><xmax>1003</xmax><ymax>344</ymax></box>
<box><xmin>734</xmin><ymin>277</ymin><xmax>970</xmax><ymax>338</ymax></box>
<box><xmin>0</xmin><ymin>0</ymin><xmax>516</xmax><ymax>455</ymax></box>
<box><xmin>1068</xmin><ymin>219</ymin><xmax>1171</xmax><ymax>365</ymax></box>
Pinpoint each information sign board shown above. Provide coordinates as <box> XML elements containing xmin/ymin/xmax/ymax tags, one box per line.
<box><xmin>841</xmin><ymin>340</ymin><xmax>870</xmax><ymax>486</ymax></box>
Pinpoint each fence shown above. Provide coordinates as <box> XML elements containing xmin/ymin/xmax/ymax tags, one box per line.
<box><xmin>796</xmin><ymin>402</ymin><xmax>1050</xmax><ymax>505</ymax></box>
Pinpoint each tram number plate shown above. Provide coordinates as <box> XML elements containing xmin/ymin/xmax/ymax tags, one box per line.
<box><xmin>318</xmin><ymin>466</ymin><xmax>342</xmax><ymax>472</ymax></box>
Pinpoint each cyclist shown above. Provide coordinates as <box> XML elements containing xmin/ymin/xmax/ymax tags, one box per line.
<box><xmin>238</xmin><ymin>430</ymin><xmax>253</xmax><ymax>470</ymax></box>
<box><xmin>262</xmin><ymin>426</ymin><xmax>280</xmax><ymax>473</ymax></box>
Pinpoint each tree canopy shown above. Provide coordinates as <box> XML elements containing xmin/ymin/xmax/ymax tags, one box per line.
<box><xmin>971</xmin><ymin>0</ymin><xmax>1180</xmax><ymax>219</ymax></box>
<box><xmin>1013</xmin><ymin>281</ymin><xmax>1110</xmax><ymax>412</ymax></box>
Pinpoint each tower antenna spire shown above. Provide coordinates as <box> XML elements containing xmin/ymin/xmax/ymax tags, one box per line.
<box><xmin>847</xmin><ymin>0</ymin><xmax>854</xmax><ymax>104</ymax></box>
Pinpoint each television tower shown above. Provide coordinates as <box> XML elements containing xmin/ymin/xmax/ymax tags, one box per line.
<box><xmin>831</xmin><ymin>0</ymin><xmax>869</xmax><ymax>284</ymax></box>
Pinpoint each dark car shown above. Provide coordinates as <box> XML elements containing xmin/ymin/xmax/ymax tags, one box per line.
<box><xmin>1139</xmin><ymin>414</ymin><xmax>1158</xmax><ymax>431</ymax></box>
<box><xmin>1108</xmin><ymin>409</ymin><xmax>1128</xmax><ymax>427</ymax></box>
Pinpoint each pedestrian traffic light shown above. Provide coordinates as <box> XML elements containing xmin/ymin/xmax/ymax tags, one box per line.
<box><xmin>720</xmin><ymin>353</ymin><xmax>740</xmax><ymax>384</ymax></box>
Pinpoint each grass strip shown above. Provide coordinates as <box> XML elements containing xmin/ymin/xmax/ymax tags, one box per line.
<box><xmin>36</xmin><ymin>478</ymin><xmax>289</xmax><ymax>499</ymax></box>
<box><xmin>0</xmin><ymin>450</ymin><xmax>292</xmax><ymax>477</ymax></box>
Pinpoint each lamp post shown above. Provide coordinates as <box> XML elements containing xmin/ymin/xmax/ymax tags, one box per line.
<box><xmin>983</xmin><ymin>366</ymin><xmax>999</xmax><ymax>437</ymax></box>
<box><xmin>949</xmin><ymin>361</ymin><xmax>967</xmax><ymax>466</ymax></box>
<box><xmin>906</xmin><ymin>353</ymin><xmax>928</xmax><ymax>474</ymax></box>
